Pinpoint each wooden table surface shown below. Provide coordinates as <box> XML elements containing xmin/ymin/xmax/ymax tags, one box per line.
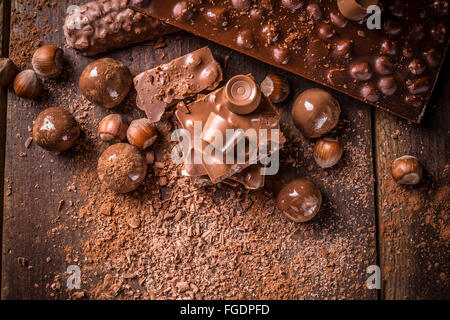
<box><xmin>1</xmin><ymin>1</ymin><xmax>448</xmax><ymax>300</ymax></box>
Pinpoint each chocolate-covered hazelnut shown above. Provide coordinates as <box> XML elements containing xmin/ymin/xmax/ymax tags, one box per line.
<box><xmin>423</xmin><ymin>48</ymin><xmax>441</xmax><ymax>68</ymax></box>
<box><xmin>33</xmin><ymin>107</ymin><xmax>80</xmax><ymax>152</ymax></box>
<box><xmin>350</xmin><ymin>62</ymin><xmax>372</xmax><ymax>81</ymax></box>
<box><xmin>333</xmin><ymin>39</ymin><xmax>353</xmax><ymax>59</ymax></box>
<box><xmin>231</xmin><ymin>0</ymin><xmax>251</xmax><ymax>10</ymax></box>
<box><xmin>272</xmin><ymin>47</ymin><xmax>290</xmax><ymax>65</ymax></box>
<box><xmin>374</xmin><ymin>55</ymin><xmax>393</xmax><ymax>75</ymax></box>
<box><xmin>236</xmin><ymin>29</ymin><xmax>255</xmax><ymax>49</ymax></box>
<box><xmin>249</xmin><ymin>8</ymin><xmax>264</xmax><ymax>20</ymax></box>
<box><xmin>360</xmin><ymin>83</ymin><xmax>379</xmax><ymax>103</ymax></box>
<box><xmin>432</xmin><ymin>0</ymin><xmax>449</xmax><ymax>15</ymax></box>
<box><xmin>409</xmin><ymin>25</ymin><xmax>425</xmax><ymax>41</ymax></box>
<box><xmin>329</xmin><ymin>11</ymin><xmax>348</xmax><ymax>28</ymax></box>
<box><xmin>205</xmin><ymin>7</ymin><xmax>228</xmax><ymax>27</ymax></box>
<box><xmin>277</xmin><ymin>178</ymin><xmax>322</xmax><ymax>223</ymax></box>
<box><xmin>0</xmin><ymin>58</ymin><xmax>17</xmax><ymax>87</ymax></box>
<box><xmin>380</xmin><ymin>39</ymin><xmax>398</xmax><ymax>56</ymax></box>
<box><xmin>405</xmin><ymin>95</ymin><xmax>424</xmax><ymax>108</ymax></box>
<box><xmin>388</xmin><ymin>0</ymin><xmax>404</xmax><ymax>17</ymax></box>
<box><xmin>383</xmin><ymin>19</ymin><xmax>402</xmax><ymax>36</ymax></box>
<box><xmin>337</xmin><ymin>0</ymin><xmax>378</xmax><ymax>21</ymax></box>
<box><xmin>307</xmin><ymin>3</ymin><xmax>322</xmax><ymax>20</ymax></box>
<box><xmin>79</xmin><ymin>58</ymin><xmax>132</xmax><ymax>108</ymax></box>
<box><xmin>377</xmin><ymin>76</ymin><xmax>397</xmax><ymax>96</ymax></box>
<box><xmin>430</xmin><ymin>23</ymin><xmax>447</xmax><ymax>44</ymax></box>
<box><xmin>291</xmin><ymin>88</ymin><xmax>340</xmax><ymax>138</ymax></box>
<box><xmin>408</xmin><ymin>58</ymin><xmax>426</xmax><ymax>76</ymax></box>
<box><xmin>281</xmin><ymin>0</ymin><xmax>304</xmax><ymax>11</ymax></box>
<box><xmin>172</xmin><ymin>1</ymin><xmax>194</xmax><ymax>21</ymax></box>
<box><xmin>402</xmin><ymin>46</ymin><xmax>414</xmax><ymax>59</ymax></box>
<box><xmin>317</xmin><ymin>23</ymin><xmax>335</xmax><ymax>41</ymax></box>
<box><xmin>97</xmin><ymin>143</ymin><xmax>147</xmax><ymax>193</ymax></box>
<box><xmin>261</xmin><ymin>0</ymin><xmax>274</xmax><ymax>10</ymax></box>
<box><xmin>261</xmin><ymin>24</ymin><xmax>279</xmax><ymax>44</ymax></box>
<box><xmin>407</xmin><ymin>76</ymin><xmax>431</xmax><ymax>95</ymax></box>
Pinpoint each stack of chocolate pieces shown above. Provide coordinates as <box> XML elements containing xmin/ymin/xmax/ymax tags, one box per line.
<box><xmin>175</xmin><ymin>74</ymin><xmax>284</xmax><ymax>189</ymax></box>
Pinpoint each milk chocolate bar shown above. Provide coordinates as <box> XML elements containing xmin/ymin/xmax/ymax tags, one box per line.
<box><xmin>134</xmin><ymin>46</ymin><xmax>223</xmax><ymax>122</ymax></box>
<box><xmin>63</xmin><ymin>0</ymin><xmax>177</xmax><ymax>56</ymax></box>
<box><xmin>131</xmin><ymin>0</ymin><xmax>449</xmax><ymax>123</ymax></box>
<box><xmin>176</xmin><ymin>74</ymin><xmax>283</xmax><ymax>187</ymax></box>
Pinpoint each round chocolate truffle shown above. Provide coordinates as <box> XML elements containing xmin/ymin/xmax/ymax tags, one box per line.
<box><xmin>33</xmin><ymin>107</ymin><xmax>80</xmax><ymax>152</ymax></box>
<box><xmin>281</xmin><ymin>0</ymin><xmax>304</xmax><ymax>11</ymax></box>
<box><xmin>79</xmin><ymin>58</ymin><xmax>132</xmax><ymax>109</ymax></box>
<box><xmin>277</xmin><ymin>178</ymin><xmax>322</xmax><ymax>222</ymax></box>
<box><xmin>291</xmin><ymin>88</ymin><xmax>341</xmax><ymax>138</ymax></box>
<box><xmin>97</xmin><ymin>143</ymin><xmax>147</xmax><ymax>193</ymax></box>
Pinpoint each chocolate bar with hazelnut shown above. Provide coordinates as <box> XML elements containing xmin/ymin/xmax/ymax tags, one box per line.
<box><xmin>131</xmin><ymin>0</ymin><xmax>449</xmax><ymax>123</ymax></box>
<box><xmin>63</xmin><ymin>0</ymin><xmax>177</xmax><ymax>56</ymax></box>
<box><xmin>176</xmin><ymin>74</ymin><xmax>283</xmax><ymax>186</ymax></box>
<box><xmin>134</xmin><ymin>46</ymin><xmax>223</xmax><ymax>122</ymax></box>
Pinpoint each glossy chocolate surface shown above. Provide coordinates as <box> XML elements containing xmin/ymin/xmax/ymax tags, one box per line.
<box><xmin>277</xmin><ymin>178</ymin><xmax>322</xmax><ymax>222</ymax></box>
<box><xmin>176</xmin><ymin>74</ymin><xmax>283</xmax><ymax>186</ymax></box>
<box><xmin>131</xmin><ymin>0</ymin><xmax>449</xmax><ymax>123</ymax></box>
<box><xmin>291</xmin><ymin>88</ymin><xmax>340</xmax><ymax>138</ymax></box>
<box><xmin>134</xmin><ymin>46</ymin><xmax>223</xmax><ymax>122</ymax></box>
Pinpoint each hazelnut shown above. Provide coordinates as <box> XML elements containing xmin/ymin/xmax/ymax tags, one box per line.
<box><xmin>13</xmin><ymin>70</ymin><xmax>42</xmax><ymax>100</ymax></box>
<box><xmin>291</xmin><ymin>88</ymin><xmax>340</xmax><ymax>138</ymax></box>
<box><xmin>391</xmin><ymin>155</ymin><xmax>423</xmax><ymax>185</ymax></box>
<box><xmin>0</xmin><ymin>58</ymin><xmax>17</xmax><ymax>87</ymax></box>
<box><xmin>260</xmin><ymin>73</ymin><xmax>290</xmax><ymax>103</ymax></box>
<box><xmin>33</xmin><ymin>107</ymin><xmax>80</xmax><ymax>152</ymax></box>
<box><xmin>98</xmin><ymin>114</ymin><xmax>128</xmax><ymax>142</ymax></box>
<box><xmin>32</xmin><ymin>45</ymin><xmax>64</xmax><ymax>78</ymax></box>
<box><xmin>79</xmin><ymin>58</ymin><xmax>132</xmax><ymax>108</ymax></box>
<box><xmin>127</xmin><ymin>118</ymin><xmax>158</xmax><ymax>149</ymax></box>
<box><xmin>277</xmin><ymin>178</ymin><xmax>322</xmax><ymax>222</ymax></box>
<box><xmin>97</xmin><ymin>143</ymin><xmax>147</xmax><ymax>193</ymax></box>
<box><xmin>314</xmin><ymin>138</ymin><xmax>343</xmax><ymax>168</ymax></box>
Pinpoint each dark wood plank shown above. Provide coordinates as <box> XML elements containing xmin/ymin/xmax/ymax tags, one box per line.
<box><xmin>2</xmin><ymin>0</ymin><xmax>377</xmax><ymax>299</ymax></box>
<box><xmin>375</xmin><ymin>57</ymin><xmax>450</xmax><ymax>299</ymax></box>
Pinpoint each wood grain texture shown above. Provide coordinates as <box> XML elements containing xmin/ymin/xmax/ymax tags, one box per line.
<box><xmin>10</xmin><ymin>0</ymin><xmax>450</xmax><ymax>300</ymax></box>
<box><xmin>375</xmin><ymin>56</ymin><xmax>450</xmax><ymax>299</ymax></box>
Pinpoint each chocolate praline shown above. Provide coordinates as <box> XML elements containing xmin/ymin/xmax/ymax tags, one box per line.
<box><xmin>291</xmin><ymin>88</ymin><xmax>340</xmax><ymax>138</ymax></box>
<box><xmin>277</xmin><ymin>178</ymin><xmax>322</xmax><ymax>223</ymax></box>
<box><xmin>33</xmin><ymin>107</ymin><xmax>80</xmax><ymax>152</ymax></box>
<box><xmin>97</xmin><ymin>143</ymin><xmax>147</xmax><ymax>193</ymax></box>
<box><xmin>79</xmin><ymin>58</ymin><xmax>132</xmax><ymax>109</ymax></box>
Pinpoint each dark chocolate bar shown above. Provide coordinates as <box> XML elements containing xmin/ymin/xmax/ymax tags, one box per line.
<box><xmin>134</xmin><ymin>46</ymin><xmax>223</xmax><ymax>122</ymax></box>
<box><xmin>63</xmin><ymin>0</ymin><xmax>177</xmax><ymax>56</ymax></box>
<box><xmin>131</xmin><ymin>0</ymin><xmax>449</xmax><ymax>123</ymax></box>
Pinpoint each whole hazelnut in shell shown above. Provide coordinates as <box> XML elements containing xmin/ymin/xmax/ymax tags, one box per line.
<box><xmin>97</xmin><ymin>143</ymin><xmax>147</xmax><ymax>193</ymax></box>
<box><xmin>33</xmin><ymin>107</ymin><xmax>80</xmax><ymax>152</ymax></box>
<box><xmin>291</xmin><ymin>88</ymin><xmax>340</xmax><ymax>138</ymax></box>
<box><xmin>79</xmin><ymin>58</ymin><xmax>132</xmax><ymax>108</ymax></box>
<box><xmin>391</xmin><ymin>155</ymin><xmax>423</xmax><ymax>185</ymax></box>
<box><xmin>0</xmin><ymin>58</ymin><xmax>17</xmax><ymax>87</ymax></box>
<box><xmin>98</xmin><ymin>114</ymin><xmax>128</xmax><ymax>142</ymax></box>
<box><xmin>32</xmin><ymin>45</ymin><xmax>64</xmax><ymax>78</ymax></box>
<box><xmin>314</xmin><ymin>138</ymin><xmax>343</xmax><ymax>168</ymax></box>
<box><xmin>277</xmin><ymin>178</ymin><xmax>322</xmax><ymax>222</ymax></box>
<box><xmin>13</xmin><ymin>70</ymin><xmax>42</xmax><ymax>100</ymax></box>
